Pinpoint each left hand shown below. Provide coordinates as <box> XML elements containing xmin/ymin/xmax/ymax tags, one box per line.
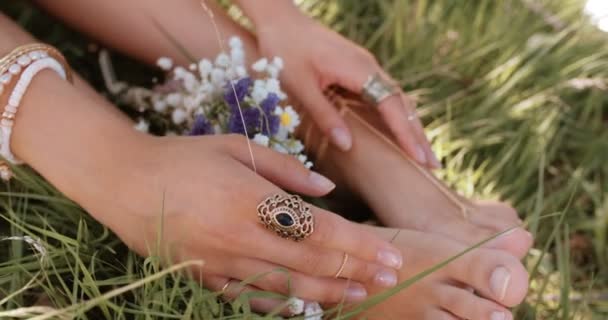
<box><xmin>255</xmin><ymin>13</ymin><xmax>440</xmax><ymax>168</ymax></box>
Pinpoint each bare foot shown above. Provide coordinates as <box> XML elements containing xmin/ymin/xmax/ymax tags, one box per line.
<box><xmin>356</xmin><ymin>226</ymin><xmax>529</xmax><ymax>320</ymax></box>
<box><xmin>300</xmin><ymin>90</ymin><xmax>533</xmax><ymax>257</ymax></box>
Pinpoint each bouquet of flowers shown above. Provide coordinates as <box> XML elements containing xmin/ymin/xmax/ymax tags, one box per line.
<box><xmin>131</xmin><ymin>36</ymin><xmax>312</xmax><ymax>168</ymax></box>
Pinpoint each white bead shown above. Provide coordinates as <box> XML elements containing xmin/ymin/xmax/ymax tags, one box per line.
<box><xmin>9</xmin><ymin>64</ymin><xmax>21</xmax><ymax>75</ymax></box>
<box><xmin>17</xmin><ymin>55</ymin><xmax>31</xmax><ymax>66</ymax></box>
<box><xmin>39</xmin><ymin>51</ymin><xmax>48</xmax><ymax>58</ymax></box>
<box><xmin>28</xmin><ymin>51</ymin><xmax>41</xmax><ymax>60</ymax></box>
<box><xmin>0</xmin><ymin>74</ymin><xmax>11</xmax><ymax>84</ymax></box>
<box><xmin>0</xmin><ymin>57</ymin><xmax>67</xmax><ymax>164</ymax></box>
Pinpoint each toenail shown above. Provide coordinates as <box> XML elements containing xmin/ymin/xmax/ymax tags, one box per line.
<box><xmin>491</xmin><ymin>311</ymin><xmax>506</xmax><ymax>320</ymax></box>
<box><xmin>374</xmin><ymin>269</ymin><xmax>398</xmax><ymax>287</ymax></box>
<box><xmin>377</xmin><ymin>249</ymin><xmax>403</xmax><ymax>269</ymax></box>
<box><xmin>490</xmin><ymin>266</ymin><xmax>511</xmax><ymax>301</ymax></box>
<box><xmin>344</xmin><ymin>283</ymin><xmax>368</xmax><ymax>302</ymax></box>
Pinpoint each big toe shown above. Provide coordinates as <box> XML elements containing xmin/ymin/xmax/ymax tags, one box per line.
<box><xmin>449</xmin><ymin>248</ymin><xmax>529</xmax><ymax>307</ymax></box>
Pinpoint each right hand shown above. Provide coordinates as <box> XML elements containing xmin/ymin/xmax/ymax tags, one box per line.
<box><xmin>80</xmin><ymin>133</ymin><xmax>404</xmax><ymax>305</ymax></box>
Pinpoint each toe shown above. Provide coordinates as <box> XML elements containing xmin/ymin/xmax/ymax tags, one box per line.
<box><xmin>448</xmin><ymin>248</ymin><xmax>529</xmax><ymax>307</ymax></box>
<box><xmin>435</xmin><ymin>284</ymin><xmax>513</xmax><ymax>320</ymax></box>
<box><xmin>424</xmin><ymin>309</ymin><xmax>459</xmax><ymax>320</ymax></box>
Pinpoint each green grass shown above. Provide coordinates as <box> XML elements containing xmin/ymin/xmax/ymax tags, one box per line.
<box><xmin>1</xmin><ymin>0</ymin><xmax>607</xmax><ymax>319</ymax></box>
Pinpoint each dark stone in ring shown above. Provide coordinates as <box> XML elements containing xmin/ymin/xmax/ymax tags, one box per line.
<box><xmin>257</xmin><ymin>194</ymin><xmax>314</xmax><ymax>241</ymax></box>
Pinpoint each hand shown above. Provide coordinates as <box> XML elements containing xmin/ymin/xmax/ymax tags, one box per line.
<box><xmin>81</xmin><ymin>134</ymin><xmax>404</xmax><ymax>305</ymax></box>
<box><xmin>255</xmin><ymin>13</ymin><xmax>440</xmax><ymax>168</ymax></box>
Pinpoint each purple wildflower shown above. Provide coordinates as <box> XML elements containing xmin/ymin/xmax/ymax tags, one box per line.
<box><xmin>260</xmin><ymin>93</ymin><xmax>280</xmax><ymax>136</ymax></box>
<box><xmin>228</xmin><ymin>107</ymin><xmax>261</xmax><ymax>136</ymax></box>
<box><xmin>189</xmin><ymin>114</ymin><xmax>213</xmax><ymax>136</ymax></box>
<box><xmin>224</xmin><ymin>77</ymin><xmax>252</xmax><ymax>108</ymax></box>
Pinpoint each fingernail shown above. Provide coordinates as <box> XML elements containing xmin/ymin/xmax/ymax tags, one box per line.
<box><xmin>331</xmin><ymin>127</ymin><xmax>352</xmax><ymax>151</ymax></box>
<box><xmin>414</xmin><ymin>145</ymin><xmax>427</xmax><ymax>164</ymax></box>
<box><xmin>490</xmin><ymin>266</ymin><xmax>511</xmax><ymax>301</ymax></box>
<box><xmin>344</xmin><ymin>283</ymin><xmax>367</xmax><ymax>302</ymax></box>
<box><xmin>429</xmin><ymin>151</ymin><xmax>442</xmax><ymax>168</ymax></box>
<box><xmin>377</xmin><ymin>249</ymin><xmax>403</xmax><ymax>269</ymax></box>
<box><xmin>309</xmin><ymin>171</ymin><xmax>336</xmax><ymax>192</ymax></box>
<box><xmin>374</xmin><ymin>269</ymin><xmax>398</xmax><ymax>287</ymax></box>
<box><xmin>491</xmin><ymin>311</ymin><xmax>506</xmax><ymax>320</ymax></box>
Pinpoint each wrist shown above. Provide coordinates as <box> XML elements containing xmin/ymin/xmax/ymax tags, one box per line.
<box><xmin>11</xmin><ymin>70</ymin><xmax>151</xmax><ymax>205</ymax></box>
<box><xmin>236</xmin><ymin>0</ymin><xmax>308</xmax><ymax>32</ymax></box>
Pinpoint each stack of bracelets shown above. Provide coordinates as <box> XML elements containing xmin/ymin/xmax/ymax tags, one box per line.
<box><xmin>0</xmin><ymin>43</ymin><xmax>73</xmax><ymax>181</ymax></box>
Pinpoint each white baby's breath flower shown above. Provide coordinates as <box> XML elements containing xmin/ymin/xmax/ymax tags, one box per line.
<box><xmin>211</xmin><ymin>68</ymin><xmax>226</xmax><ymax>86</ymax></box>
<box><xmin>183</xmin><ymin>96</ymin><xmax>200</xmax><ymax>112</ymax></box>
<box><xmin>266</xmin><ymin>65</ymin><xmax>279</xmax><ymax>79</ymax></box>
<box><xmin>272</xmin><ymin>143</ymin><xmax>289</xmax><ymax>154</ymax></box>
<box><xmin>253</xmin><ymin>133</ymin><xmax>270</xmax><ymax>147</ymax></box>
<box><xmin>287</xmin><ymin>140</ymin><xmax>305</xmax><ymax>154</ymax></box>
<box><xmin>152</xmin><ymin>98</ymin><xmax>168</xmax><ymax>112</ymax></box>
<box><xmin>215</xmin><ymin>53</ymin><xmax>231</xmax><ymax>68</ymax></box>
<box><xmin>252</xmin><ymin>58</ymin><xmax>268</xmax><ymax>72</ymax></box>
<box><xmin>235</xmin><ymin>66</ymin><xmax>248</xmax><ymax>78</ymax></box>
<box><xmin>171</xmin><ymin>108</ymin><xmax>188</xmax><ymax>125</ymax></box>
<box><xmin>189</xmin><ymin>63</ymin><xmax>197</xmax><ymax>71</ymax></box>
<box><xmin>287</xmin><ymin>297</ymin><xmax>305</xmax><ymax>315</ymax></box>
<box><xmin>198</xmin><ymin>59</ymin><xmax>213</xmax><ymax>78</ymax></box>
<box><xmin>251</xmin><ymin>86</ymin><xmax>269</xmax><ymax>104</ymax></box>
<box><xmin>229</xmin><ymin>36</ymin><xmax>243</xmax><ymax>49</ymax></box>
<box><xmin>157</xmin><ymin>57</ymin><xmax>173</xmax><ymax>71</ymax></box>
<box><xmin>272</xmin><ymin>56</ymin><xmax>284</xmax><ymax>70</ymax></box>
<box><xmin>265</xmin><ymin>78</ymin><xmax>281</xmax><ymax>95</ymax></box>
<box><xmin>134</xmin><ymin>119</ymin><xmax>149</xmax><ymax>132</ymax></box>
<box><xmin>166</xmin><ymin>92</ymin><xmax>182</xmax><ymax>107</ymax></box>
<box><xmin>231</xmin><ymin>47</ymin><xmax>245</xmax><ymax>66</ymax></box>
<box><xmin>297</xmin><ymin>154</ymin><xmax>307</xmax><ymax>164</ymax></box>
<box><xmin>304</xmin><ymin>302</ymin><xmax>323</xmax><ymax>320</ymax></box>
<box><xmin>304</xmin><ymin>161</ymin><xmax>313</xmax><ymax>169</ymax></box>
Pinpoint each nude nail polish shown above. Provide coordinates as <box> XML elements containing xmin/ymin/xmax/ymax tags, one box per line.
<box><xmin>331</xmin><ymin>127</ymin><xmax>352</xmax><ymax>151</ymax></box>
<box><xmin>490</xmin><ymin>266</ymin><xmax>511</xmax><ymax>301</ymax></box>
<box><xmin>374</xmin><ymin>269</ymin><xmax>398</xmax><ymax>287</ymax></box>
<box><xmin>414</xmin><ymin>145</ymin><xmax>427</xmax><ymax>164</ymax></box>
<box><xmin>309</xmin><ymin>171</ymin><xmax>336</xmax><ymax>192</ymax></box>
<box><xmin>377</xmin><ymin>249</ymin><xmax>403</xmax><ymax>269</ymax></box>
<box><xmin>344</xmin><ymin>283</ymin><xmax>367</xmax><ymax>301</ymax></box>
<box><xmin>491</xmin><ymin>311</ymin><xmax>506</xmax><ymax>320</ymax></box>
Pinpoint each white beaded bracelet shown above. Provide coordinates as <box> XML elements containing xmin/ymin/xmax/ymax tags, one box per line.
<box><xmin>0</xmin><ymin>57</ymin><xmax>68</xmax><ymax>164</ymax></box>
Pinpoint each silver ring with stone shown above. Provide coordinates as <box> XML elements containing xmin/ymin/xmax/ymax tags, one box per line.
<box><xmin>361</xmin><ymin>73</ymin><xmax>399</xmax><ymax>106</ymax></box>
<box><xmin>257</xmin><ymin>194</ymin><xmax>314</xmax><ymax>242</ymax></box>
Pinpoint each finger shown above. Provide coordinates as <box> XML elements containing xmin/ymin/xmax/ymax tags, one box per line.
<box><xmin>204</xmin><ymin>275</ymin><xmax>295</xmax><ymax>317</ymax></box>
<box><xmin>224</xmin><ymin>257</ymin><xmax>369</xmax><ymax>303</ymax></box>
<box><xmin>376</xmin><ymin>93</ymin><xmax>429</xmax><ymax>166</ymax></box>
<box><xmin>223</xmin><ymin>134</ymin><xmax>335</xmax><ymax>196</ymax></box>
<box><xmin>393</xmin><ymin>93</ymin><xmax>442</xmax><ymax>169</ymax></box>
<box><xmin>331</xmin><ymin>55</ymin><xmax>437</xmax><ymax>168</ymax></box>
<box><xmin>231</xmin><ymin>244</ymin><xmax>397</xmax><ymax>292</ymax></box>
<box><xmin>436</xmin><ymin>285</ymin><xmax>513</xmax><ymax>320</ymax></box>
<box><xmin>290</xmin><ymin>69</ymin><xmax>352</xmax><ymax>151</ymax></box>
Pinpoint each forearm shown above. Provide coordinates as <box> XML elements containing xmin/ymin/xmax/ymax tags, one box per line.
<box><xmin>35</xmin><ymin>0</ymin><xmax>259</xmax><ymax>67</ymax></box>
<box><xmin>0</xmin><ymin>14</ymin><xmax>147</xmax><ymax>210</ymax></box>
<box><xmin>232</xmin><ymin>0</ymin><xmax>306</xmax><ymax>31</ymax></box>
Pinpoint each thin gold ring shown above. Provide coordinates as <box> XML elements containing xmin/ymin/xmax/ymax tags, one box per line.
<box><xmin>334</xmin><ymin>253</ymin><xmax>349</xmax><ymax>278</ymax></box>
